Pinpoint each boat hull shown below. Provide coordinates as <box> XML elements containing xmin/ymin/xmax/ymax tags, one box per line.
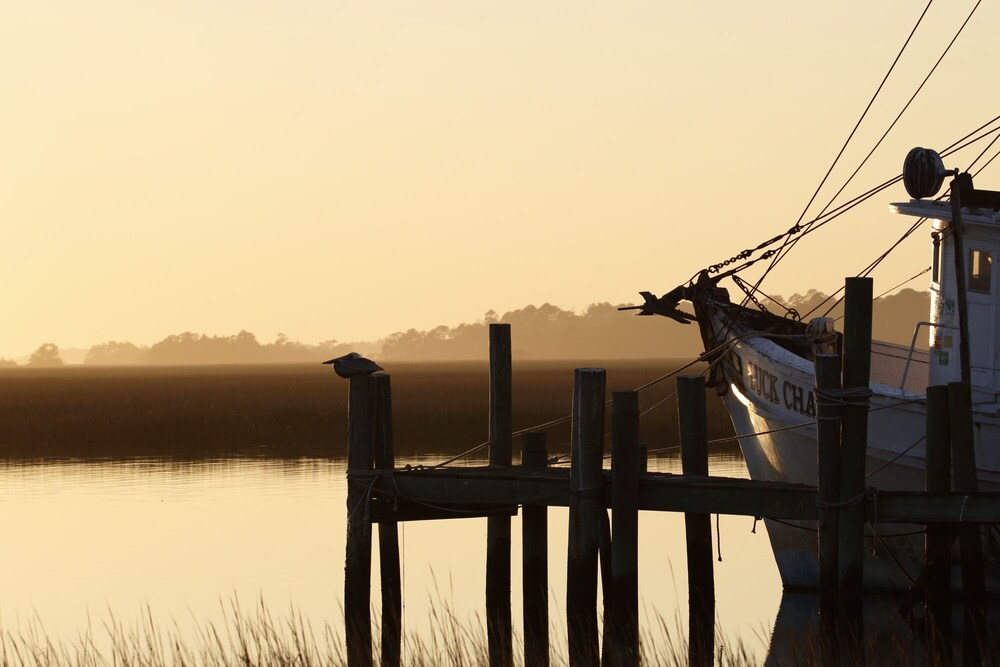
<box><xmin>701</xmin><ymin>300</ymin><xmax>1000</xmax><ymax>591</ymax></box>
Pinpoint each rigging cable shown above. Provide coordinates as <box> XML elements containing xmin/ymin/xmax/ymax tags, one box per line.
<box><xmin>799</xmin><ymin>118</ymin><xmax>1000</xmax><ymax>318</ymax></box>
<box><xmin>970</xmin><ymin>133</ymin><xmax>1000</xmax><ymax>175</ymax></box>
<box><xmin>790</xmin><ymin>0</ymin><xmax>980</xmax><ymax>240</ymax></box>
<box><xmin>813</xmin><ymin>217</ymin><xmax>927</xmax><ymax>318</ymax></box>
<box><xmin>743</xmin><ymin>0</ymin><xmax>983</xmax><ymax>304</ymax></box>
<box><xmin>975</xmin><ymin>147</ymin><xmax>1000</xmax><ymax>177</ymax></box>
<box><xmin>827</xmin><ymin>266</ymin><xmax>932</xmax><ymax>323</ymax></box>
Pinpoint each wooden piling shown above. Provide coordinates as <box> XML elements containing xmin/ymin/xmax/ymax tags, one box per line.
<box><xmin>346</xmin><ymin>374</ymin><xmax>378</xmax><ymax>667</ymax></box>
<box><xmin>521</xmin><ymin>432</ymin><xmax>549</xmax><ymax>667</ymax></box>
<box><xmin>599</xmin><ymin>509</ymin><xmax>613</xmax><ymax>667</ymax></box>
<box><xmin>373</xmin><ymin>375</ymin><xmax>401</xmax><ymax>667</ymax></box>
<box><xmin>948</xmin><ymin>380</ymin><xmax>985</xmax><ymax>661</ymax></box>
<box><xmin>567</xmin><ymin>368</ymin><xmax>606</xmax><ymax>667</ymax></box>
<box><xmin>814</xmin><ymin>353</ymin><xmax>841</xmax><ymax>631</ymax></box>
<box><xmin>838</xmin><ymin>277</ymin><xmax>872</xmax><ymax>645</ymax></box>
<box><xmin>677</xmin><ymin>375</ymin><xmax>714</xmax><ymax>667</ymax></box>
<box><xmin>924</xmin><ymin>385</ymin><xmax>951</xmax><ymax>661</ymax></box>
<box><xmin>607</xmin><ymin>391</ymin><xmax>640</xmax><ymax>667</ymax></box>
<box><xmin>487</xmin><ymin>323</ymin><xmax>513</xmax><ymax>667</ymax></box>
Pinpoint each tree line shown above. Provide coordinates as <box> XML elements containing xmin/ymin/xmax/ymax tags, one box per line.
<box><xmin>10</xmin><ymin>288</ymin><xmax>931</xmax><ymax>366</ymax></box>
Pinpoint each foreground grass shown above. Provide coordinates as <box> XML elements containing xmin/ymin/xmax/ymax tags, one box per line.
<box><xmin>7</xmin><ymin>597</ymin><xmax>987</xmax><ymax>667</ymax></box>
<box><xmin>0</xmin><ymin>598</ymin><xmax>768</xmax><ymax>667</ymax></box>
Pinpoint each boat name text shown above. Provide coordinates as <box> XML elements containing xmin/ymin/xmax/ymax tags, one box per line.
<box><xmin>746</xmin><ymin>361</ymin><xmax>816</xmax><ymax>417</ymax></box>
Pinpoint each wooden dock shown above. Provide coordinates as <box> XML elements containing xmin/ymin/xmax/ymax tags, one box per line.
<box><xmin>341</xmin><ymin>280</ymin><xmax>1000</xmax><ymax>666</ymax></box>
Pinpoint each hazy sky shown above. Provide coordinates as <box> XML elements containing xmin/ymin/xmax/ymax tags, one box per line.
<box><xmin>4</xmin><ymin>1</ymin><xmax>999</xmax><ymax>357</ymax></box>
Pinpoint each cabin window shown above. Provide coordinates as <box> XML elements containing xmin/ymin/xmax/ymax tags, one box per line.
<box><xmin>969</xmin><ymin>249</ymin><xmax>992</xmax><ymax>293</ymax></box>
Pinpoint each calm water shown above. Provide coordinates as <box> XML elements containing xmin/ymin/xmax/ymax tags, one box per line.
<box><xmin>0</xmin><ymin>452</ymin><xmax>783</xmax><ymax>660</ymax></box>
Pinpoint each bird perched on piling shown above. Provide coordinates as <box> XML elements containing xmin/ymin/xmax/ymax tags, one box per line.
<box><xmin>322</xmin><ymin>352</ymin><xmax>384</xmax><ymax>378</ymax></box>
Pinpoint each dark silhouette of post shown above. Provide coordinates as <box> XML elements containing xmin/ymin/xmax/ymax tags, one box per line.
<box><xmin>374</xmin><ymin>375</ymin><xmax>401</xmax><ymax>667</ymax></box>
<box><xmin>345</xmin><ymin>374</ymin><xmax>378</xmax><ymax>667</ymax></box>
<box><xmin>838</xmin><ymin>277</ymin><xmax>871</xmax><ymax>650</ymax></box>
<box><xmin>678</xmin><ymin>375</ymin><xmax>714</xmax><ymax>667</ymax></box>
<box><xmin>924</xmin><ymin>385</ymin><xmax>951</xmax><ymax>662</ymax></box>
<box><xmin>487</xmin><ymin>323</ymin><xmax>513</xmax><ymax>667</ymax></box>
<box><xmin>599</xmin><ymin>509</ymin><xmax>613</xmax><ymax>666</ymax></box>
<box><xmin>567</xmin><ymin>368</ymin><xmax>605</xmax><ymax>667</ymax></box>
<box><xmin>607</xmin><ymin>390</ymin><xmax>640</xmax><ymax>667</ymax></box>
<box><xmin>521</xmin><ymin>432</ymin><xmax>549</xmax><ymax>667</ymax></box>
<box><xmin>949</xmin><ymin>380</ymin><xmax>985</xmax><ymax>662</ymax></box>
<box><xmin>814</xmin><ymin>353</ymin><xmax>841</xmax><ymax>634</ymax></box>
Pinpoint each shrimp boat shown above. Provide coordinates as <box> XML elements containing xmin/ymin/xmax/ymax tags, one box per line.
<box><xmin>626</xmin><ymin>147</ymin><xmax>1000</xmax><ymax>591</ymax></box>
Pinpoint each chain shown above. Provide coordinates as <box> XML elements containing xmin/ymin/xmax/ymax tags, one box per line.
<box><xmin>708</xmin><ymin>249</ymin><xmax>753</xmax><ymax>274</ymax></box>
<box><xmin>706</xmin><ymin>225</ymin><xmax>801</xmax><ymax>275</ymax></box>
<box><xmin>732</xmin><ymin>275</ymin><xmax>770</xmax><ymax>313</ymax></box>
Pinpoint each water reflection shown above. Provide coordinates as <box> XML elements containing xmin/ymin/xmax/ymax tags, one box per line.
<box><xmin>0</xmin><ymin>454</ymin><xmax>780</xmax><ymax>661</ymax></box>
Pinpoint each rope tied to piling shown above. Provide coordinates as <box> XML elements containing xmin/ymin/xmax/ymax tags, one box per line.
<box><xmin>346</xmin><ymin>469</ymin><xmax>386</xmax><ymax>530</ymax></box>
<box><xmin>804</xmin><ymin>326</ymin><xmax>838</xmax><ymax>355</ymax></box>
<box><xmin>572</xmin><ymin>483</ymin><xmax>606</xmax><ymax>499</ymax></box>
<box><xmin>813</xmin><ymin>386</ymin><xmax>873</xmax><ymax>407</ymax></box>
<box><xmin>816</xmin><ymin>485</ymin><xmax>875</xmax><ymax>510</ymax></box>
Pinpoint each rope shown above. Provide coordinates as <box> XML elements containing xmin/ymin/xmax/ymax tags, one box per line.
<box><xmin>707</xmin><ymin>420</ymin><xmax>815</xmax><ymax>446</ymax></box>
<box><xmin>813</xmin><ymin>387</ymin><xmax>873</xmax><ymax>407</ymax></box>
<box><xmin>703</xmin><ymin>112</ymin><xmax>1000</xmax><ymax>321</ymax></box>
<box><xmin>716</xmin><ymin>513</ymin><xmax>722</xmax><ymax>562</ymax></box>
<box><xmin>743</xmin><ymin>0</ymin><xmax>938</xmax><ymax>306</ymax></box>
<box><xmin>974</xmin><ymin>144</ymin><xmax>1000</xmax><ymax>178</ymax></box>
<box><xmin>817</xmin><ymin>489</ymin><xmax>869</xmax><ymax>510</ymax></box>
<box><xmin>430</xmin><ymin>353</ymin><xmax>717</xmax><ymax>469</ymax></box>
<box><xmin>865</xmin><ymin>434</ymin><xmax>925</xmax><ymax>480</ymax></box>
<box><xmin>967</xmin><ymin>127</ymin><xmax>1000</xmax><ymax>173</ymax></box>
<box><xmin>747</xmin><ymin>0</ymin><xmax>981</xmax><ymax>303</ymax></box>
<box><xmin>826</xmin><ymin>266</ymin><xmax>933</xmax><ymax>322</ymax></box>
<box><xmin>806</xmin><ymin>0</ymin><xmax>937</xmax><ymax>225</ymax></box>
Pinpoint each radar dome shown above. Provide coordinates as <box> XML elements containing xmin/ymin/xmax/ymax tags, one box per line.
<box><xmin>903</xmin><ymin>147</ymin><xmax>945</xmax><ymax>199</ymax></box>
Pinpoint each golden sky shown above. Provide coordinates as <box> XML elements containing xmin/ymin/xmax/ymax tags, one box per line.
<box><xmin>3</xmin><ymin>1</ymin><xmax>999</xmax><ymax>357</ymax></box>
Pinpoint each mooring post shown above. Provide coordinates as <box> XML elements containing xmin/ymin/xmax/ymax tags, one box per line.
<box><xmin>606</xmin><ymin>390</ymin><xmax>640</xmax><ymax>667</ymax></box>
<box><xmin>838</xmin><ymin>277</ymin><xmax>872</xmax><ymax>648</ymax></box>
<box><xmin>345</xmin><ymin>374</ymin><xmax>378</xmax><ymax>667</ymax></box>
<box><xmin>599</xmin><ymin>508</ymin><xmax>613</xmax><ymax>667</ymax></box>
<box><xmin>373</xmin><ymin>375</ymin><xmax>401</xmax><ymax>667</ymax></box>
<box><xmin>567</xmin><ymin>368</ymin><xmax>605</xmax><ymax>667</ymax></box>
<box><xmin>487</xmin><ymin>323</ymin><xmax>513</xmax><ymax>667</ymax></box>
<box><xmin>924</xmin><ymin>385</ymin><xmax>951</xmax><ymax>662</ymax></box>
<box><xmin>814</xmin><ymin>352</ymin><xmax>841</xmax><ymax>633</ymax></box>
<box><xmin>948</xmin><ymin>380</ymin><xmax>985</xmax><ymax>662</ymax></box>
<box><xmin>521</xmin><ymin>431</ymin><xmax>549</xmax><ymax>667</ymax></box>
<box><xmin>677</xmin><ymin>375</ymin><xmax>714</xmax><ymax>667</ymax></box>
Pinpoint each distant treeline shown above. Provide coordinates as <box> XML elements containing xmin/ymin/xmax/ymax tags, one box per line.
<box><xmin>374</xmin><ymin>289</ymin><xmax>930</xmax><ymax>361</ymax></box>
<box><xmin>763</xmin><ymin>288</ymin><xmax>930</xmax><ymax>348</ymax></box>
<box><xmin>82</xmin><ymin>333</ymin><xmax>380</xmax><ymax>366</ymax></box>
<box><xmin>14</xmin><ymin>288</ymin><xmax>930</xmax><ymax>366</ymax></box>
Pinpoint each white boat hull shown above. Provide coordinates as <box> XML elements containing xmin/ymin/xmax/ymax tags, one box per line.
<box><xmin>703</xmin><ymin>303</ymin><xmax>1000</xmax><ymax>591</ymax></box>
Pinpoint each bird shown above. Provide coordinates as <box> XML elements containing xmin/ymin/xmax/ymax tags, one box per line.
<box><xmin>322</xmin><ymin>352</ymin><xmax>384</xmax><ymax>378</ymax></box>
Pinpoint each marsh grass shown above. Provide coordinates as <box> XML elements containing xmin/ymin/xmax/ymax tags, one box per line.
<box><xmin>0</xmin><ymin>597</ymin><xmax>764</xmax><ymax>667</ymax></box>
<box><xmin>3</xmin><ymin>595</ymin><xmax>986</xmax><ymax>667</ymax></box>
<box><xmin>0</xmin><ymin>361</ymin><xmax>734</xmax><ymax>459</ymax></box>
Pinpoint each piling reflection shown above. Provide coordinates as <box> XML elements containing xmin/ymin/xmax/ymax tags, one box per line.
<box><xmin>765</xmin><ymin>591</ymin><xmax>1000</xmax><ymax>666</ymax></box>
